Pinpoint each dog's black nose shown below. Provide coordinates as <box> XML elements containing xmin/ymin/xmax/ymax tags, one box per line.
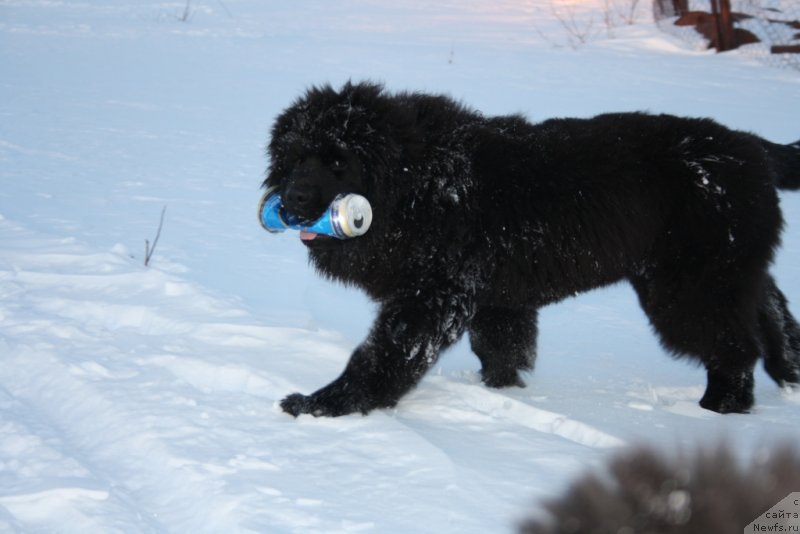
<box><xmin>283</xmin><ymin>182</ymin><xmax>320</xmax><ymax>219</ymax></box>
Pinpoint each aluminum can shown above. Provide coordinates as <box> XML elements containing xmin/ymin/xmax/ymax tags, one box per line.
<box><xmin>258</xmin><ymin>189</ymin><xmax>372</xmax><ymax>239</ymax></box>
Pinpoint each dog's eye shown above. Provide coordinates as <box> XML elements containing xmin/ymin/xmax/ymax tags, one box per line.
<box><xmin>331</xmin><ymin>160</ymin><xmax>347</xmax><ymax>173</ymax></box>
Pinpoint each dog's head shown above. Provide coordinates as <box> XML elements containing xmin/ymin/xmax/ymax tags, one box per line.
<box><xmin>264</xmin><ymin>82</ymin><xmax>414</xmax><ymax>247</ymax></box>
<box><xmin>263</xmin><ymin>82</ymin><xmax>482</xmax><ymax>296</ymax></box>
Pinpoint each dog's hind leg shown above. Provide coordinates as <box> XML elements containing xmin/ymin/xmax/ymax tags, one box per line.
<box><xmin>759</xmin><ymin>275</ymin><xmax>800</xmax><ymax>387</ymax></box>
<box><xmin>468</xmin><ymin>305</ymin><xmax>538</xmax><ymax>388</ymax></box>
<box><xmin>630</xmin><ymin>269</ymin><xmax>761</xmax><ymax>414</ymax></box>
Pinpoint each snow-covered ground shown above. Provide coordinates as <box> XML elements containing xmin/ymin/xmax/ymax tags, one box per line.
<box><xmin>1</xmin><ymin>1</ymin><xmax>799</xmax><ymax>532</ymax></box>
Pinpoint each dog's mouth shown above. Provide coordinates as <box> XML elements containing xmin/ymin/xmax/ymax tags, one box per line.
<box><xmin>299</xmin><ymin>230</ymin><xmax>337</xmax><ymax>247</ymax></box>
<box><xmin>261</xmin><ymin>188</ymin><xmax>371</xmax><ymax>247</ymax></box>
<box><xmin>300</xmin><ymin>230</ymin><xmax>318</xmax><ymax>241</ymax></box>
<box><xmin>299</xmin><ymin>230</ymin><xmax>329</xmax><ymax>242</ymax></box>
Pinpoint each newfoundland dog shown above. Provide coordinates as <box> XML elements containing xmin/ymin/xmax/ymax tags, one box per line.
<box><xmin>263</xmin><ymin>81</ymin><xmax>800</xmax><ymax>417</ymax></box>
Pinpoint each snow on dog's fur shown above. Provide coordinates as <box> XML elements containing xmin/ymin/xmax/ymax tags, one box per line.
<box><xmin>264</xmin><ymin>81</ymin><xmax>800</xmax><ymax>417</ymax></box>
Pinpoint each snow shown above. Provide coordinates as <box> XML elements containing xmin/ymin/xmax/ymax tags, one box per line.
<box><xmin>1</xmin><ymin>0</ymin><xmax>799</xmax><ymax>532</ymax></box>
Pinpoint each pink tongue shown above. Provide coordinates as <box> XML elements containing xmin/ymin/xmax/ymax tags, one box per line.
<box><xmin>300</xmin><ymin>230</ymin><xmax>318</xmax><ymax>241</ymax></box>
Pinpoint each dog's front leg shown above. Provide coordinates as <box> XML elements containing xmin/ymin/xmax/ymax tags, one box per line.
<box><xmin>281</xmin><ymin>289</ymin><xmax>474</xmax><ymax>417</ymax></box>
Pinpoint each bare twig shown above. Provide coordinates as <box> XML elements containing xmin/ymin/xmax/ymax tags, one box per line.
<box><xmin>615</xmin><ymin>0</ymin><xmax>641</xmax><ymax>25</ymax></box>
<box><xmin>216</xmin><ymin>0</ymin><xmax>233</xmax><ymax>18</ymax></box>
<box><xmin>179</xmin><ymin>0</ymin><xmax>233</xmax><ymax>22</ymax></box>
<box><xmin>552</xmin><ymin>3</ymin><xmax>598</xmax><ymax>49</ymax></box>
<box><xmin>604</xmin><ymin>0</ymin><xmax>617</xmax><ymax>38</ymax></box>
<box><xmin>144</xmin><ymin>206</ymin><xmax>167</xmax><ymax>267</ymax></box>
<box><xmin>179</xmin><ymin>0</ymin><xmax>192</xmax><ymax>22</ymax></box>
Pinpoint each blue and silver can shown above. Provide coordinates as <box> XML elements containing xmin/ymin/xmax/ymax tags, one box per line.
<box><xmin>258</xmin><ymin>188</ymin><xmax>373</xmax><ymax>239</ymax></box>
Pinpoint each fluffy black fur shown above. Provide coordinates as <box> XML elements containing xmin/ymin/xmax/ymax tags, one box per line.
<box><xmin>520</xmin><ymin>444</ymin><xmax>800</xmax><ymax>533</ymax></box>
<box><xmin>264</xmin><ymin>81</ymin><xmax>800</xmax><ymax>417</ymax></box>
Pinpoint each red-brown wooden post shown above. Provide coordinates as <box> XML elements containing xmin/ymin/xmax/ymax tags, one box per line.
<box><xmin>712</xmin><ymin>0</ymin><xmax>736</xmax><ymax>51</ymax></box>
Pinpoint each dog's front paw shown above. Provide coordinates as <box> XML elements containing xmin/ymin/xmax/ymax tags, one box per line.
<box><xmin>699</xmin><ymin>389</ymin><xmax>753</xmax><ymax>414</ymax></box>
<box><xmin>699</xmin><ymin>370</ymin><xmax>754</xmax><ymax>414</ymax></box>
<box><xmin>280</xmin><ymin>389</ymin><xmax>376</xmax><ymax>418</ymax></box>
<box><xmin>280</xmin><ymin>393</ymin><xmax>315</xmax><ymax>417</ymax></box>
<box><xmin>481</xmin><ymin>368</ymin><xmax>526</xmax><ymax>389</ymax></box>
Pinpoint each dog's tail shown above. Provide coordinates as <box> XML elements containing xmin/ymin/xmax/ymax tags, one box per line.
<box><xmin>765</xmin><ymin>139</ymin><xmax>800</xmax><ymax>190</ymax></box>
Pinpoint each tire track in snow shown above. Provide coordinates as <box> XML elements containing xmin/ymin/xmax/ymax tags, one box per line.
<box><xmin>0</xmin><ymin>384</ymin><xmax>150</xmax><ymax>534</ymax></box>
<box><xmin>403</xmin><ymin>377</ymin><xmax>626</xmax><ymax>449</ymax></box>
<box><xmin>0</xmin><ymin>216</ymin><xmax>355</xmax><ymax>532</ymax></box>
<box><xmin>0</xmin><ymin>219</ymin><xmax>261</xmax><ymax>531</ymax></box>
<box><xmin>0</xmin><ymin>346</ymin><xmax>255</xmax><ymax>533</ymax></box>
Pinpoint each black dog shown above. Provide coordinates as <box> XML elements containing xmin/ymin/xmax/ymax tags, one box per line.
<box><xmin>264</xmin><ymin>81</ymin><xmax>800</xmax><ymax>417</ymax></box>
